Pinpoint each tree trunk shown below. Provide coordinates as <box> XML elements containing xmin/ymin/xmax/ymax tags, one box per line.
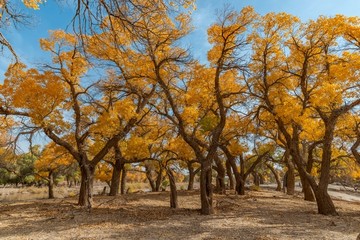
<box><xmin>120</xmin><ymin>166</ymin><xmax>127</xmax><ymax>195</ymax></box>
<box><xmin>48</xmin><ymin>170</ymin><xmax>54</xmax><ymax>199</ymax></box>
<box><xmin>167</xmin><ymin>168</ymin><xmax>178</xmax><ymax>208</ymax></box>
<box><xmin>237</xmin><ymin>178</ymin><xmax>245</xmax><ymax>195</ymax></box>
<box><xmin>258</xmin><ymin>173</ymin><xmax>265</xmax><ymax>184</ymax></box>
<box><xmin>303</xmin><ymin>180</ymin><xmax>315</xmax><ymax>201</ymax></box>
<box><xmin>155</xmin><ymin>167</ymin><xmax>163</xmax><ymax>192</ymax></box>
<box><xmin>290</xmin><ymin>143</ymin><xmax>338</xmax><ymax>215</ymax></box>
<box><xmin>252</xmin><ymin>172</ymin><xmax>260</xmax><ymax>186</ymax></box>
<box><xmin>239</xmin><ymin>154</ymin><xmax>247</xmax><ymax>194</ymax></box>
<box><xmin>266</xmin><ymin>163</ymin><xmax>281</xmax><ymax>191</ymax></box>
<box><xmin>299</xmin><ymin>173</ymin><xmax>315</xmax><ymax>201</ymax></box>
<box><xmin>145</xmin><ymin>167</ymin><xmax>156</xmax><ymax>192</ymax></box>
<box><xmin>314</xmin><ymin>187</ymin><xmax>338</xmax><ymax>215</ymax></box>
<box><xmin>286</xmin><ymin>169</ymin><xmax>295</xmax><ymax>195</ymax></box>
<box><xmin>286</xmin><ymin>156</ymin><xmax>295</xmax><ymax>195</ymax></box>
<box><xmin>109</xmin><ymin>161</ymin><xmax>122</xmax><ymax>196</ymax></box>
<box><xmin>228</xmin><ymin>152</ymin><xmax>244</xmax><ymax>195</ymax></box>
<box><xmin>226</xmin><ymin>160</ymin><xmax>234</xmax><ymax>190</ymax></box>
<box><xmin>200</xmin><ymin>159</ymin><xmax>213</xmax><ymax>215</ymax></box>
<box><xmin>187</xmin><ymin>162</ymin><xmax>195</xmax><ymax>190</ymax></box>
<box><xmin>147</xmin><ymin>175</ymin><xmax>156</xmax><ymax>192</ymax></box>
<box><xmin>301</xmin><ymin>143</ymin><xmax>316</xmax><ymax>202</ymax></box>
<box><xmin>214</xmin><ymin>155</ymin><xmax>226</xmax><ymax>194</ymax></box>
<box><xmin>78</xmin><ymin>162</ymin><xmax>95</xmax><ymax>209</ymax></box>
<box><xmin>312</xmin><ymin>120</ymin><xmax>338</xmax><ymax>215</ymax></box>
<box><xmin>66</xmin><ymin>176</ymin><xmax>71</xmax><ymax>187</ymax></box>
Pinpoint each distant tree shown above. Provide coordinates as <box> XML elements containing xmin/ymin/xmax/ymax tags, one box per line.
<box><xmin>35</xmin><ymin>143</ymin><xmax>75</xmax><ymax>198</ymax></box>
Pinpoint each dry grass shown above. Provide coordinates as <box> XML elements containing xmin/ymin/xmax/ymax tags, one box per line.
<box><xmin>0</xmin><ymin>189</ymin><xmax>359</xmax><ymax>240</ymax></box>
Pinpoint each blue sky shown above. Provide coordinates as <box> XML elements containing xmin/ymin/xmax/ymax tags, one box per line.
<box><xmin>1</xmin><ymin>0</ymin><xmax>360</xmax><ymax>76</ymax></box>
<box><xmin>188</xmin><ymin>0</ymin><xmax>360</xmax><ymax>62</ymax></box>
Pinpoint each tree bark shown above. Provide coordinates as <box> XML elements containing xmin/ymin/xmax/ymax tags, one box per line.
<box><xmin>109</xmin><ymin>162</ymin><xmax>122</xmax><ymax>196</ymax></box>
<box><xmin>214</xmin><ymin>155</ymin><xmax>226</xmax><ymax>194</ymax></box>
<box><xmin>167</xmin><ymin>168</ymin><xmax>178</xmax><ymax>208</ymax></box>
<box><xmin>232</xmin><ymin>157</ymin><xmax>244</xmax><ymax>195</ymax></box>
<box><xmin>258</xmin><ymin>173</ymin><xmax>265</xmax><ymax>184</ymax></box>
<box><xmin>252</xmin><ymin>172</ymin><xmax>260</xmax><ymax>186</ymax></box>
<box><xmin>299</xmin><ymin>173</ymin><xmax>315</xmax><ymax>201</ymax></box>
<box><xmin>266</xmin><ymin>163</ymin><xmax>281</xmax><ymax>191</ymax></box>
<box><xmin>48</xmin><ymin>170</ymin><xmax>54</xmax><ymax>199</ymax></box>
<box><xmin>301</xmin><ymin>144</ymin><xmax>315</xmax><ymax>201</ymax></box>
<box><xmin>285</xmin><ymin>151</ymin><xmax>295</xmax><ymax>195</ymax></box>
<box><xmin>314</xmin><ymin>187</ymin><xmax>337</xmax><ymax>215</ymax></box>
<box><xmin>187</xmin><ymin>161</ymin><xmax>199</xmax><ymax>191</ymax></box>
<box><xmin>187</xmin><ymin>162</ymin><xmax>195</xmax><ymax>190</ymax></box>
<box><xmin>286</xmin><ymin>168</ymin><xmax>295</xmax><ymax>195</ymax></box>
<box><xmin>120</xmin><ymin>166</ymin><xmax>127</xmax><ymax>195</ymax></box>
<box><xmin>109</xmin><ymin>148</ymin><xmax>123</xmax><ymax>196</ymax></box>
<box><xmin>109</xmin><ymin>167</ymin><xmax>121</xmax><ymax>196</ymax></box>
<box><xmin>155</xmin><ymin>166</ymin><xmax>163</xmax><ymax>192</ymax></box>
<box><xmin>147</xmin><ymin>175</ymin><xmax>156</xmax><ymax>192</ymax></box>
<box><xmin>145</xmin><ymin>165</ymin><xmax>156</xmax><ymax>192</ymax></box>
<box><xmin>226</xmin><ymin>159</ymin><xmax>234</xmax><ymax>190</ymax></box>
<box><xmin>78</xmin><ymin>162</ymin><xmax>95</xmax><ymax>209</ymax></box>
<box><xmin>221</xmin><ymin>146</ymin><xmax>244</xmax><ymax>195</ymax></box>
<box><xmin>200</xmin><ymin>159</ymin><xmax>213</xmax><ymax>215</ymax></box>
<box><xmin>287</xmin><ymin>128</ymin><xmax>338</xmax><ymax>215</ymax></box>
<box><xmin>313</xmin><ymin>119</ymin><xmax>338</xmax><ymax>215</ymax></box>
<box><xmin>298</xmin><ymin>142</ymin><xmax>316</xmax><ymax>201</ymax></box>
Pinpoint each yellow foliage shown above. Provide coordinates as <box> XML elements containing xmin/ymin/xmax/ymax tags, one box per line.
<box><xmin>2</xmin><ymin>63</ymin><xmax>67</xmax><ymax>126</ymax></box>
<box><xmin>120</xmin><ymin>136</ymin><xmax>150</xmax><ymax>159</ymax></box>
<box><xmin>95</xmin><ymin>162</ymin><xmax>112</xmax><ymax>183</ymax></box>
<box><xmin>228</xmin><ymin>140</ymin><xmax>247</xmax><ymax>156</ymax></box>
<box><xmin>207</xmin><ymin>6</ymin><xmax>256</xmax><ymax>65</ymax></box>
<box><xmin>22</xmin><ymin>0</ymin><xmax>44</xmax><ymax>9</ymax></box>
<box><xmin>181</xmin><ymin>106</ymin><xmax>199</xmax><ymax>125</ymax></box>
<box><xmin>35</xmin><ymin>143</ymin><xmax>74</xmax><ymax>174</ymax></box>
<box><xmin>167</xmin><ymin>137</ymin><xmax>195</xmax><ymax>160</ymax></box>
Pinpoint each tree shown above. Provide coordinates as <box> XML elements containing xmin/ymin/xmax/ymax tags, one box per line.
<box><xmin>248</xmin><ymin>12</ymin><xmax>360</xmax><ymax>215</ymax></box>
<box><xmin>0</xmin><ymin>30</ymin><xmax>149</xmax><ymax>208</ymax></box>
<box><xmin>147</xmin><ymin>6</ymin><xmax>256</xmax><ymax>214</ymax></box>
<box><xmin>35</xmin><ymin>143</ymin><xmax>75</xmax><ymax>198</ymax></box>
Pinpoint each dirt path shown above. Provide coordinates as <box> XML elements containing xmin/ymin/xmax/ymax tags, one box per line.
<box><xmin>0</xmin><ymin>189</ymin><xmax>359</xmax><ymax>240</ymax></box>
<box><xmin>262</xmin><ymin>183</ymin><xmax>360</xmax><ymax>202</ymax></box>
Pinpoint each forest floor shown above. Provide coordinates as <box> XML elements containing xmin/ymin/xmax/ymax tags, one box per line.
<box><xmin>0</xmin><ymin>188</ymin><xmax>360</xmax><ymax>240</ymax></box>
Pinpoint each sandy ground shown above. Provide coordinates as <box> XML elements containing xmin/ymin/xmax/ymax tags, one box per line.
<box><xmin>0</xmin><ymin>189</ymin><xmax>360</xmax><ymax>240</ymax></box>
<box><xmin>262</xmin><ymin>183</ymin><xmax>360</xmax><ymax>202</ymax></box>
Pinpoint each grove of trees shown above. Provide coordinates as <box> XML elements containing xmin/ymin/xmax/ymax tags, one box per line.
<box><xmin>0</xmin><ymin>0</ymin><xmax>359</xmax><ymax>216</ymax></box>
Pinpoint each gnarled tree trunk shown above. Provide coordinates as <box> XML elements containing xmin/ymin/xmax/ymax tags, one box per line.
<box><xmin>167</xmin><ymin>167</ymin><xmax>178</xmax><ymax>208</ymax></box>
<box><xmin>48</xmin><ymin>170</ymin><xmax>54</xmax><ymax>199</ymax></box>
<box><xmin>301</xmin><ymin>142</ymin><xmax>316</xmax><ymax>202</ymax></box>
<box><xmin>78</xmin><ymin>162</ymin><xmax>95</xmax><ymax>209</ymax></box>
<box><xmin>187</xmin><ymin>162</ymin><xmax>195</xmax><ymax>190</ymax></box>
<box><xmin>226</xmin><ymin>159</ymin><xmax>234</xmax><ymax>190</ymax></box>
<box><xmin>155</xmin><ymin>166</ymin><xmax>163</xmax><ymax>192</ymax></box>
<box><xmin>214</xmin><ymin>155</ymin><xmax>226</xmax><ymax>194</ymax></box>
<box><xmin>285</xmin><ymin>151</ymin><xmax>295</xmax><ymax>195</ymax></box>
<box><xmin>314</xmin><ymin>121</ymin><xmax>338</xmax><ymax>215</ymax></box>
<box><xmin>145</xmin><ymin>165</ymin><xmax>156</xmax><ymax>192</ymax></box>
<box><xmin>299</xmin><ymin>173</ymin><xmax>315</xmax><ymax>201</ymax></box>
<box><xmin>266</xmin><ymin>163</ymin><xmax>281</xmax><ymax>191</ymax></box>
<box><xmin>200</xmin><ymin>159</ymin><xmax>213</xmax><ymax>215</ymax></box>
<box><xmin>288</xmin><ymin>130</ymin><xmax>338</xmax><ymax>215</ymax></box>
<box><xmin>109</xmin><ymin>147</ymin><xmax>123</xmax><ymax>196</ymax></box>
<box><xmin>252</xmin><ymin>172</ymin><xmax>260</xmax><ymax>186</ymax></box>
<box><xmin>120</xmin><ymin>166</ymin><xmax>127</xmax><ymax>195</ymax></box>
<box><xmin>286</xmin><ymin>168</ymin><xmax>295</xmax><ymax>195</ymax></box>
